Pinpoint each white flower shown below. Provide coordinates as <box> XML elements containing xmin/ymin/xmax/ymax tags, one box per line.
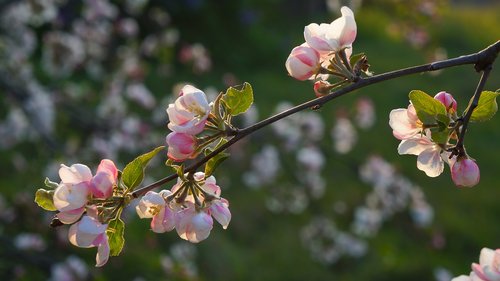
<box><xmin>397</xmin><ymin>134</ymin><xmax>445</xmax><ymax>177</ymax></box>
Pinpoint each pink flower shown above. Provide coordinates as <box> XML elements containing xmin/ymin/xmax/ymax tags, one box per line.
<box><xmin>452</xmin><ymin>158</ymin><xmax>480</xmax><ymax>187</ymax></box>
<box><xmin>175</xmin><ymin>202</ymin><xmax>213</xmax><ymax>243</ymax></box>
<box><xmin>90</xmin><ymin>159</ymin><xmax>118</xmax><ymax>199</ymax></box>
<box><xmin>434</xmin><ymin>91</ymin><xmax>457</xmax><ymax>113</ymax></box>
<box><xmin>166</xmin><ymin>132</ymin><xmax>197</xmax><ymax>161</ymax></box>
<box><xmin>285</xmin><ymin>43</ymin><xmax>320</xmax><ymax>81</ymax></box>
<box><xmin>54</xmin><ymin>164</ymin><xmax>92</xmax><ymax>224</ymax></box>
<box><xmin>304</xmin><ymin>6</ymin><xmax>357</xmax><ymax>54</ymax></box>
<box><xmin>209</xmin><ymin>198</ymin><xmax>231</xmax><ymax>230</ymax></box>
<box><xmin>68</xmin><ymin>215</ymin><xmax>109</xmax><ymax>267</ymax></box>
<box><xmin>389</xmin><ymin>104</ymin><xmax>422</xmax><ymax>140</ymax></box>
<box><xmin>397</xmin><ymin>134</ymin><xmax>446</xmax><ymax>177</ymax></box>
<box><xmin>166</xmin><ymin>85</ymin><xmax>210</xmax><ymax>135</ymax></box>
<box><xmin>136</xmin><ymin>190</ymin><xmax>175</xmax><ymax>233</ymax></box>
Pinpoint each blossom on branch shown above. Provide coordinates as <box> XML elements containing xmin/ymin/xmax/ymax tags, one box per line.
<box><xmin>166</xmin><ymin>85</ymin><xmax>210</xmax><ymax>135</ymax></box>
<box><xmin>452</xmin><ymin>248</ymin><xmax>500</xmax><ymax>281</ymax></box>
<box><xmin>68</xmin><ymin>213</ymin><xmax>110</xmax><ymax>267</ymax></box>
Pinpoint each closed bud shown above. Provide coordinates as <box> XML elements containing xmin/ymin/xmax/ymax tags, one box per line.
<box><xmin>285</xmin><ymin>44</ymin><xmax>320</xmax><ymax>81</ymax></box>
<box><xmin>434</xmin><ymin>91</ymin><xmax>457</xmax><ymax>113</ymax></box>
<box><xmin>451</xmin><ymin>158</ymin><xmax>480</xmax><ymax>187</ymax></box>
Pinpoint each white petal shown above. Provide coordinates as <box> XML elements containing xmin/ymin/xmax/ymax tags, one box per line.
<box><xmin>59</xmin><ymin>164</ymin><xmax>92</xmax><ymax>184</ymax></box>
<box><xmin>397</xmin><ymin>138</ymin><xmax>429</xmax><ymax>156</ymax></box>
<box><xmin>96</xmin><ymin>236</ymin><xmax>110</xmax><ymax>267</ymax></box>
<box><xmin>417</xmin><ymin>147</ymin><xmax>444</xmax><ymax>177</ymax></box>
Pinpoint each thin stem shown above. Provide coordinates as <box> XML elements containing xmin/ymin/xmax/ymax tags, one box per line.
<box><xmin>454</xmin><ymin>66</ymin><xmax>493</xmax><ymax>155</ymax></box>
<box><xmin>132</xmin><ymin>40</ymin><xmax>500</xmax><ymax>198</ymax></box>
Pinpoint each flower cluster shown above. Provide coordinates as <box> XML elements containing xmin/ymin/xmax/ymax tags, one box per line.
<box><xmin>452</xmin><ymin>248</ymin><xmax>500</xmax><ymax>281</ymax></box>
<box><xmin>285</xmin><ymin>6</ymin><xmax>366</xmax><ymax>93</ymax></box>
<box><xmin>51</xmin><ymin>159</ymin><xmax>118</xmax><ymax>266</ymax></box>
<box><xmin>136</xmin><ymin>172</ymin><xmax>231</xmax><ymax>243</ymax></box>
<box><xmin>389</xmin><ymin>91</ymin><xmax>480</xmax><ymax>187</ymax></box>
<box><xmin>166</xmin><ymin>85</ymin><xmax>211</xmax><ymax>161</ymax></box>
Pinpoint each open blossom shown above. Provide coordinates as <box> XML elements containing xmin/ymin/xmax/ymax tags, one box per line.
<box><xmin>304</xmin><ymin>6</ymin><xmax>356</xmax><ymax>54</ymax></box>
<box><xmin>53</xmin><ymin>160</ymin><xmax>118</xmax><ymax>224</ymax></box>
<box><xmin>166</xmin><ymin>85</ymin><xmax>210</xmax><ymax>135</ymax></box>
<box><xmin>285</xmin><ymin>43</ymin><xmax>320</xmax><ymax>80</ymax></box>
<box><xmin>452</xmin><ymin>248</ymin><xmax>500</xmax><ymax>281</ymax></box>
<box><xmin>54</xmin><ymin>164</ymin><xmax>92</xmax><ymax>224</ymax></box>
<box><xmin>68</xmin><ymin>213</ymin><xmax>109</xmax><ymax>267</ymax></box>
<box><xmin>397</xmin><ymin>134</ymin><xmax>446</xmax><ymax>177</ymax></box>
<box><xmin>136</xmin><ymin>190</ymin><xmax>175</xmax><ymax>233</ymax></box>
<box><xmin>166</xmin><ymin>132</ymin><xmax>197</xmax><ymax>161</ymax></box>
<box><xmin>389</xmin><ymin>104</ymin><xmax>422</xmax><ymax>140</ymax></box>
<box><xmin>451</xmin><ymin>158</ymin><xmax>480</xmax><ymax>187</ymax></box>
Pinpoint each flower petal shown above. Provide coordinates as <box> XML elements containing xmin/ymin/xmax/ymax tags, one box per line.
<box><xmin>417</xmin><ymin>147</ymin><xmax>444</xmax><ymax>177</ymax></box>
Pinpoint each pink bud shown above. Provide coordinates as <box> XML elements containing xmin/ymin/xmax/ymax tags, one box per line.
<box><xmin>451</xmin><ymin>158</ymin><xmax>480</xmax><ymax>187</ymax></box>
<box><xmin>434</xmin><ymin>91</ymin><xmax>457</xmax><ymax>112</ymax></box>
<box><xmin>314</xmin><ymin>80</ymin><xmax>330</xmax><ymax>97</ymax></box>
<box><xmin>166</xmin><ymin>132</ymin><xmax>197</xmax><ymax>161</ymax></box>
<box><xmin>285</xmin><ymin>44</ymin><xmax>320</xmax><ymax>81</ymax></box>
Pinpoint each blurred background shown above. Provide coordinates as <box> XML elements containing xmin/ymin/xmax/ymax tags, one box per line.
<box><xmin>0</xmin><ymin>0</ymin><xmax>499</xmax><ymax>280</ymax></box>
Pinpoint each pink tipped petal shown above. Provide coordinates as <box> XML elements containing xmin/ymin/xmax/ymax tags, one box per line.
<box><xmin>210</xmin><ymin>199</ymin><xmax>231</xmax><ymax>229</ymax></box>
<box><xmin>397</xmin><ymin>138</ymin><xmax>429</xmax><ymax>156</ymax></box>
<box><xmin>151</xmin><ymin>207</ymin><xmax>176</xmax><ymax>233</ymax></box>
<box><xmin>57</xmin><ymin>207</ymin><xmax>85</xmax><ymax>224</ymax></box>
<box><xmin>97</xmin><ymin>159</ymin><xmax>118</xmax><ymax>181</ymax></box>
<box><xmin>472</xmin><ymin>263</ymin><xmax>489</xmax><ymax>281</ymax></box>
<box><xmin>59</xmin><ymin>164</ymin><xmax>93</xmax><ymax>184</ymax></box>
<box><xmin>389</xmin><ymin>107</ymin><xmax>421</xmax><ymax>140</ymax></box>
<box><xmin>53</xmin><ymin>182</ymin><xmax>90</xmax><ymax>212</ymax></box>
<box><xmin>417</xmin><ymin>147</ymin><xmax>444</xmax><ymax>177</ymax></box>
<box><xmin>285</xmin><ymin>44</ymin><xmax>320</xmax><ymax>81</ymax></box>
<box><xmin>90</xmin><ymin>172</ymin><xmax>114</xmax><ymax>199</ymax></box>
<box><xmin>96</xmin><ymin>236</ymin><xmax>110</xmax><ymax>267</ymax></box>
<box><xmin>188</xmin><ymin>212</ymin><xmax>213</xmax><ymax>243</ymax></box>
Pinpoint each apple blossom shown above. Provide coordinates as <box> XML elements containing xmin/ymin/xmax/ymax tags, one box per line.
<box><xmin>136</xmin><ymin>190</ymin><xmax>176</xmax><ymax>233</ymax></box>
<box><xmin>304</xmin><ymin>6</ymin><xmax>356</xmax><ymax>54</ymax></box>
<box><xmin>175</xmin><ymin>202</ymin><xmax>214</xmax><ymax>243</ymax></box>
<box><xmin>389</xmin><ymin>104</ymin><xmax>422</xmax><ymax>140</ymax></box>
<box><xmin>166</xmin><ymin>85</ymin><xmax>210</xmax><ymax>135</ymax></box>
<box><xmin>166</xmin><ymin>132</ymin><xmax>197</xmax><ymax>161</ymax></box>
<box><xmin>54</xmin><ymin>164</ymin><xmax>92</xmax><ymax>224</ymax></box>
<box><xmin>285</xmin><ymin>43</ymin><xmax>320</xmax><ymax>81</ymax></box>
<box><xmin>434</xmin><ymin>91</ymin><xmax>457</xmax><ymax>113</ymax></box>
<box><xmin>451</xmin><ymin>158</ymin><xmax>480</xmax><ymax>187</ymax></box>
<box><xmin>68</xmin><ymin>215</ymin><xmax>110</xmax><ymax>267</ymax></box>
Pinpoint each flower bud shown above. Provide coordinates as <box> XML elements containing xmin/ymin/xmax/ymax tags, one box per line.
<box><xmin>313</xmin><ymin>80</ymin><xmax>331</xmax><ymax>97</ymax></box>
<box><xmin>166</xmin><ymin>132</ymin><xmax>197</xmax><ymax>161</ymax></box>
<box><xmin>285</xmin><ymin>44</ymin><xmax>320</xmax><ymax>81</ymax></box>
<box><xmin>434</xmin><ymin>91</ymin><xmax>457</xmax><ymax>113</ymax></box>
<box><xmin>166</xmin><ymin>85</ymin><xmax>210</xmax><ymax>135</ymax></box>
<box><xmin>451</xmin><ymin>158</ymin><xmax>480</xmax><ymax>187</ymax></box>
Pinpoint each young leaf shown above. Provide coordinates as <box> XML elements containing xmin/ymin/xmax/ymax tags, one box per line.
<box><xmin>44</xmin><ymin>177</ymin><xmax>59</xmax><ymax>189</ymax></box>
<box><xmin>349</xmin><ymin>52</ymin><xmax>365</xmax><ymax>68</ymax></box>
<box><xmin>222</xmin><ymin>82</ymin><xmax>253</xmax><ymax>116</ymax></box>
<box><xmin>122</xmin><ymin>146</ymin><xmax>165</xmax><ymax>192</ymax></box>
<box><xmin>469</xmin><ymin>91</ymin><xmax>500</xmax><ymax>122</ymax></box>
<box><xmin>35</xmin><ymin>189</ymin><xmax>57</xmax><ymax>211</ymax></box>
<box><xmin>106</xmin><ymin>215</ymin><xmax>125</xmax><ymax>256</ymax></box>
<box><xmin>204</xmin><ymin>139</ymin><xmax>230</xmax><ymax>177</ymax></box>
<box><xmin>409</xmin><ymin>90</ymin><xmax>449</xmax><ymax>126</ymax></box>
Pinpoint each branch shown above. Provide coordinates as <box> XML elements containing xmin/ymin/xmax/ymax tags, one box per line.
<box><xmin>132</xmin><ymin>40</ymin><xmax>500</xmax><ymax>198</ymax></box>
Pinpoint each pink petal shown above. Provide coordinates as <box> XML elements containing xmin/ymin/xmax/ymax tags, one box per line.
<box><xmin>96</xmin><ymin>236</ymin><xmax>110</xmax><ymax>267</ymax></box>
<box><xmin>57</xmin><ymin>207</ymin><xmax>85</xmax><ymax>224</ymax></box>
<box><xmin>96</xmin><ymin>159</ymin><xmax>118</xmax><ymax>182</ymax></box>
<box><xmin>417</xmin><ymin>147</ymin><xmax>444</xmax><ymax>177</ymax></box>
<box><xmin>59</xmin><ymin>164</ymin><xmax>92</xmax><ymax>184</ymax></box>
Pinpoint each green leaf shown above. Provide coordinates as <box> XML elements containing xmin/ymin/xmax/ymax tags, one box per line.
<box><xmin>122</xmin><ymin>146</ymin><xmax>165</xmax><ymax>191</ymax></box>
<box><xmin>469</xmin><ymin>91</ymin><xmax>500</xmax><ymax>122</ymax></box>
<box><xmin>44</xmin><ymin>177</ymin><xmax>59</xmax><ymax>189</ymax></box>
<box><xmin>349</xmin><ymin>52</ymin><xmax>365</xmax><ymax>68</ymax></box>
<box><xmin>430</xmin><ymin>128</ymin><xmax>449</xmax><ymax>144</ymax></box>
<box><xmin>222</xmin><ymin>82</ymin><xmax>253</xmax><ymax>116</ymax></box>
<box><xmin>409</xmin><ymin>90</ymin><xmax>449</xmax><ymax>126</ymax></box>
<box><xmin>34</xmin><ymin>189</ymin><xmax>57</xmax><ymax>211</ymax></box>
<box><xmin>204</xmin><ymin>139</ymin><xmax>230</xmax><ymax>177</ymax></box>
<box><xmin>106</xmin><ymin>215</ymin><xmax>125</xmax><ymax>256</ymax></box>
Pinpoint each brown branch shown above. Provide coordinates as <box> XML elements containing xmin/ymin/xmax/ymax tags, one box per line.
<box><xmin>132</xmin><ymin>40</ymin><xmax>500</xmax><ymax>198</ymax></box>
